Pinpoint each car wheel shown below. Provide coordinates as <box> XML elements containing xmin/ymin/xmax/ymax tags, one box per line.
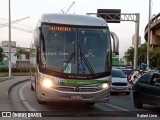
<box><xmin>86</xmin><ymin>102</ymin><xmax>95</xmax><ymax>105</ymax></box>
<box><xmin>126</xmin><ymin>92</ymin><xmax>130</xmax><ymax>95</ymax></box>
<box><xmin>133</xmin><ymin>94</ymin><xmax>143</xmax><ymax>108</ymax></box>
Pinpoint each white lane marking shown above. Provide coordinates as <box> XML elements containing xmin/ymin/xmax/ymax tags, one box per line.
<box><xmin>19</xmin><ymin>82</ymin><xmax>37</xmax><ymax>111</ymax></box>
<box><xmin>95</xmin><ymin>104</ymin><xmax>113</xmax><ymax>111</ymax></box>
<box><xmin>106</xmin><ymin>103</ymin><xmax>137</xmax><ymax>114</ymax></box>
<box><xmin>106</xmin><ymin>103</ymin><xmax>129</xmax><ymax>111</ymax></box>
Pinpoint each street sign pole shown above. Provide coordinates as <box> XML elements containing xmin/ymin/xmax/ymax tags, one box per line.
<box><xmin>134</xmin><ymin>13</ymin><xmax>140</xmax><ymax>69</ymax></box>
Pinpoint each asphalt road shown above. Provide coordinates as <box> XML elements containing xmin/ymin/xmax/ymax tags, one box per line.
<box><xmin>9</xmin><ymin>81</ymin><xmax>160</xmax><ymax>120</ymax></box>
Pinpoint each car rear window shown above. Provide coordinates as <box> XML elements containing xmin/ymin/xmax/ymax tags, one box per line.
<box><xmin>112</xmin><ymin>69</ymin><xmax>126</xmax><ymax>78</ymax></box>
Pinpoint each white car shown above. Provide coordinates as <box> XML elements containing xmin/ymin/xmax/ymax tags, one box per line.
<box><xmin>111</xmin><ymin>69</ymin><xmax>131</xmax><ymax>95</ymax></box>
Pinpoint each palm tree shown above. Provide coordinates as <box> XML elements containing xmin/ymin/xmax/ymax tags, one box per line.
<box><xmin>138</xmin><ymin>43</ymin><xmax>147</xmax><ymax>65</ymax></box>
<box><xmin>123</xmin><ymin>42</ymin><xmax>160</xmax><ymax>68</ymax></box>
<box><xmin>123</xmin><ymin>46</ymin><xmax>134</xmax><ymax>65</ymax></box>
<box><xmin>14</xmin><ymin>48</ymin><xmax>26</xmax><ymax>72</ymax></box>
<box><xmin>150</xmin><ymin>46</ymin><xmax>160</xmax><ymax>68</ymax></box>
<box><xmin>14</xmin><ymin>48</ymin><xmax>26</xmax><ymax>59</ymax></box>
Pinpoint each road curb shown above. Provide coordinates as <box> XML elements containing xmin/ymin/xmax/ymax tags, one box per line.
<box><xmin>8</xmin><ymin>79</ymin><xmax>30</xmax><ymax>111</ymax></box>
<box><xmin>0</xmin><ymin>76</ymin><xmax>30</xmax><ymax>111</ymax></box>
<box><xmin>8</xmin><ymin>79</ymin><xmax>30</xmax><ymax>96</ymax></box>
<box><xmin>18</xmin><ymin>82</ymin><xmax>37</xmax><ymax>112</ymax></box>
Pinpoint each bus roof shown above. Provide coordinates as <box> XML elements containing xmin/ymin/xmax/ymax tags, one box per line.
<box><xmin>38</xmin><ymin>13</ymin><xmax>108</xmax><ymax>27</ymax></box>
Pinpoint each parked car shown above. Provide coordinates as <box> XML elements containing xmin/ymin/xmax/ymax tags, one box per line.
<box><xmin>111</xmin><ymin>69</ymin><xmax>131</xmax><ymax>95</ymax></box>
<box><xmin>132</xmin><ymin>72</ymin><xmax>160</xmax><ymax>108</ymax></box>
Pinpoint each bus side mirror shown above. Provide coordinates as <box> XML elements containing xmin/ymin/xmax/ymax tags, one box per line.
<box><xmin>34</xmin><ymin>27</ymin><xmax>41</xmax><ymax>48</ymax></box>
<box><xmin>110</xmin><ymin>31</ymin><xmax>119</xmax><ymax>53</ymax></box>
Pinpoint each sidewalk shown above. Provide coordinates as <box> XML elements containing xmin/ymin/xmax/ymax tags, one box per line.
<box><xmin>0</xmin><ymin>76</ymin><xmax>30</xmax><ymax>111</ymax></box>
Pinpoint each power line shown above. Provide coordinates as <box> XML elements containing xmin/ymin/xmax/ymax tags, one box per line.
<box><xmin>0</xmin><ymin>16</ymin><xmax>30</xmax><ymax>28</ymax></box>
<box><xmin>0</xmin><ymin>17</ymin><xmax>34</xmax><ymax>29</ymax></box>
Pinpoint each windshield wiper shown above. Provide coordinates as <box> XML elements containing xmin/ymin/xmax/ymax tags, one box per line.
<box><xmin>61</xmin><ymin>43</ymin><xmax>95</xmax><ymax>76</ymax></box>
<box><xmin>61</xmin><ymin>42</ymin><xmax>75</xmax><ymax>73</ymax></box>
<box><xmin>79</xmin><ymin>44</ymin><xmax>95</xmax><ymax>76</ymax></box>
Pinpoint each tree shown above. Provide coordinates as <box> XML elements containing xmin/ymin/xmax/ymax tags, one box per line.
<box><xmin>138</xmin><ymin>42</ymin><xmax>147</xmax><ymax>65</ymax></box>
<box><xmin>150</xmin><ymin>46</ymin><xmax>160</xmax><ymax>68</ymax></box>
<box><xmin>123</xmin><ymin>46</ymin><xmax>134</xmax><ymax>65</ymax></box>
<box><xmin>14</xmin><ymin>48</ymin><xmax>26</xmax><ymax>72</ymax></box>
<box><xmin>123</xmin><ymin>42</ymin><xmax>160</xmax><ymax>69</ymax></box>
<box><xmin>14</xmin><ymin>48</ymin><xmax>26</xmax><ymax>59</ymax></box>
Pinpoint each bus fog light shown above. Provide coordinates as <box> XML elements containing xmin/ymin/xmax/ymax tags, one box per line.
<box><xmin>102</xmin><ymin>83</ymin><xmax>109</xmax><ymax>89</ymax></box>
<box><xmin>42</xmin><ymin>79</ymin><xmax>53</xmax><ymax>88</ymax></box>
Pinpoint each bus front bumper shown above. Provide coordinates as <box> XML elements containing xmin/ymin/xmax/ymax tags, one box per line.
<box><xmin>38</xmin><ymin>85</ymin><xmax>110</xmax><ymax>103</ymax></box>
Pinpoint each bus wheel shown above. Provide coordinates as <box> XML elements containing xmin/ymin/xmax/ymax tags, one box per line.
<box><xmin>36</xmin><ymin>85</ymin><xmax>46</xmax><ymax>104</ymax></box>
<box><xmin>37</xmin><ymin>97</ymin><xmax>46</xmax><ymax>104</ymax></box>
<box><xmin>86</xmin><ymin>102</ymin><xmax>95</xmax><ymax>105</ymax></box>
<box><xmin>31</xmin><ymin>83</ymin><xmax>35</xmax><ymax>91</ymax></box>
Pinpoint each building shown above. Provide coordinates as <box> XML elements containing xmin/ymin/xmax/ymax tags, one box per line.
<box><xmin>0</xmin><ymin>41</ymin><xmax>36</xmax><ymax>68</ymax></box>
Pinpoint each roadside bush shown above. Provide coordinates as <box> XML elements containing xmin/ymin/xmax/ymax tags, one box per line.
<box><xmin>0</xmin><ymin>67</ymin><xmax>36</xmax><ymax>72</ymax></box>
<box><xmin>0</xmin><ymin>67</ymin><xmax>8</xmax><ymax>72</ymax></box>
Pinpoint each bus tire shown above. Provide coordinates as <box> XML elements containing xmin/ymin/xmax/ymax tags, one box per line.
<box><xmin>37</xmin><ymin>97</ymin><xmax>46</xmax><ymax>104</ymax></box>
<box><xmin>36</xmin><ymin>85</ymin><xmax>46</xmax><ymax>104</ymax></box>
<box><xmin>31</xmin><ymin>83</ymin><xmax>35</xmax><ymax>91</ymax></box>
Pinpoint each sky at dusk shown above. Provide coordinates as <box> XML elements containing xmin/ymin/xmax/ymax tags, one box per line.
<box><xmin>0</xmin><ymin>0</ymin><xmax>160</xmax><ymax>58</ymax></box>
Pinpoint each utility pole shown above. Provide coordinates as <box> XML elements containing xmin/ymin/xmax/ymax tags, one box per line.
<box><xmin>133</xmin><ymin>13</ymin><xmax>140</xmax><ymax>69</ymax></box>
<box><xmin>9</xmin><ymin>0</ymin><xmax>11</xmax><ymax>78</ymax></box>
<box><xmin>147</xmin><ymin>0</ymin><xmax>152</xmax><ymax>70</ymax></box>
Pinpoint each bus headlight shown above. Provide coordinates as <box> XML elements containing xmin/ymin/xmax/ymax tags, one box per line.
<box><xmin>42</xmin><ymin>79</ymin><xmax>54</xmax><ymax>88</ymax></box>
<box><xmin>101</xmin><ymin>83</ymin><xmax>109</xmax><ymax>89</ymax></box>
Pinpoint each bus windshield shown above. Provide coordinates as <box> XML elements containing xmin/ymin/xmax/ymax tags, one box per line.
<box><xmin>41</xmin><ymin>24</ymin><xmax>111</xmax><ymax>75</ymax></box>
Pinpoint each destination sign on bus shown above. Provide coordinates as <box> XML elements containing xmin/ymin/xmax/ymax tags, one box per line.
<box><xmin>48</xmin><ymin>26</ymin><xmax>71</xmax><ymax>31</ymax></box>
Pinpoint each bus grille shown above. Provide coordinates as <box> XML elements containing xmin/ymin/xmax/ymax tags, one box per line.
<box><xmin>55</xmin><ymin>86</ymin><xmax>101</xmax><ymax>92</ymax></box>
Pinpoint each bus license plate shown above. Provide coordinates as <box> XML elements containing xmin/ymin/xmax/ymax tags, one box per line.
<box><xmin>71</xmin><ymin>95</ymin><xmax>82</xmax><ymax>100</ymax></box>
<box><xmin>116</xmin><ymin>87</ymin><xmax>124</xmax><ymax>90</ymax></box>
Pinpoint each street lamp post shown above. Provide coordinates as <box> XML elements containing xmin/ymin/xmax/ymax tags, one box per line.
<box><xmin>147</xmin><ymin>0</ymin><xmax>152</xmax><ymax>70</ymax></box>
<box><xmin>9</xmin><ymin>0</ymin><xmax>12</xmax><ymax>78</ymax></box>
<box><xmin>133</xmin><ymin>13</ymin><xmax>140</xmax><ymax>69</ymax></box>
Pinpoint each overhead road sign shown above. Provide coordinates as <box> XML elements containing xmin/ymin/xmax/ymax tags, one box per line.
<box><xmin>97</xmin><ymin>9</ymin><xmax>121</xmax><ymax>23</ymax></box>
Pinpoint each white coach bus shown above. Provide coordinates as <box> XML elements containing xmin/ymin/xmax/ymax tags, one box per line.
<box><xmin>30</xmin><ymin>13</ymin><xmax>116</xmax><ymax>105</ymax></box>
